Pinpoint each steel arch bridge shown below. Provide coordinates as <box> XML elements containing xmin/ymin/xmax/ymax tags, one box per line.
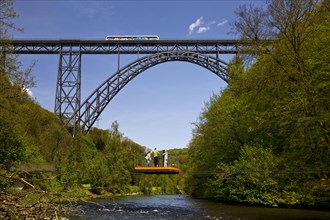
<box><xmin>3</xmin><ymin>39</ymin><xmax>243</xmax><ymax>133</ymax></box>
<box><xmin>75</xmin><ymin>51</ymin><xmax>228</xmax><ymax>133</ymax></box>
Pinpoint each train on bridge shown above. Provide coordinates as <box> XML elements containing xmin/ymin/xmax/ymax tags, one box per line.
<box><xmin>105</xmin><ymin>35</ymin><xmax>159</xmax><ymax>41</ymax></box>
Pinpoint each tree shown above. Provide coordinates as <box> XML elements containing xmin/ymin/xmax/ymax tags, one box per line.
<box><xmin>185</xmin><ymin>0</ymin><xmax>330</xmax><ymax>207</ymax></box>
<box><xmin>1</xmin><ymin>0</ymin><xmax>35</xmax><ymax>97</ymax></box>
<box><xmin>211</xmin><ymin>145</ymin><xmax>303</xmax><ymax>207</ymax></box>
<box><xmin>232</xmin><ymin>3</ymin><xmax>272</xmax><ymax>41</ymax></box>
<box><xmin>231</xmin><ymin>0</ymin><xmax>329</xmax><ymax>166</ymax></box>
<box><xmin>0</xmin><ymin>0</ymin><xmax>22</xmax><ymax>36</ymax></box>
<box><xmin>0</xmin><ymin>119</ymin><xmax>25</xmax><ymax>170</ymax></box>
<box><xmin>232</xmin><ymin>0</ymin><xmax>319</xmax><ymax>65</ymax></box>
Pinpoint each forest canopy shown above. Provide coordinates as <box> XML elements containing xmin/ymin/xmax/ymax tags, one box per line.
<box><xmin>185</xmin><ymin>0</ymin><xmax>330</xmax><ymax>207</ymax></box>
<box><xmin>0</xmin><ymin>1</ymin><xmax>329</xmax><ymax>218</ymax></box>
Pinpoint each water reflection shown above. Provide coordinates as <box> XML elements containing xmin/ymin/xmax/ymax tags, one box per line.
<box><xmin>68</xmin><ymin>194</ymin><xmax>330</xmax><ymax>220</ymax></box>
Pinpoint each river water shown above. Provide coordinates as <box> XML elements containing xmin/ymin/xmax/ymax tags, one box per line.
<box><xmin>67</xmin><ymin>194</ymin><xmax>330</xmax><ymax>220</ymax></box>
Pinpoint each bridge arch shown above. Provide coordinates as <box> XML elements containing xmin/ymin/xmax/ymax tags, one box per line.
<box><xmin>68</xmin><ymin>51</ymin><xmax>229</xmax><ymax>133</ymax></box>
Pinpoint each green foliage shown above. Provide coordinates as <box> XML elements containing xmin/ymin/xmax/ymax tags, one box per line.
<box><xmin>1</xmin><ymin>65</ymin><xmax>146</xmax><ymax>194</ymax></box>
<box><xmin>1</xmin><ymin>0</ymin><xmax>328</xmax><ymax>209</ymax></box>
<box><xmin>185</xmin><ymin>0</ymin><xmax>330</xmax><ymax>208</ymax></box>
<box><xmin>0</xmin><ymin>119</ymin><xmax>25</xmax><ymax>169</ymax></box>
<box><xmin>211</xmin><ymin>145</ymin><xmax>299</xmax><ymax>207</ymax></box>
<box><xmin>35</xmin><ymin>173</ymin><xmax>63</xmax><ymax>192</ymax></box>
<box><xmin>1</xmin><ymin>0</ymin><xmax>183</xmax><ymax>201</ymax></box>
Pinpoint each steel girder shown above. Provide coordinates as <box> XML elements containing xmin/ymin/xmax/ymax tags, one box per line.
<box><xmin>54</xmin><ymin>46</ymin><xmax>81</xmax><ymax>125</ymax></box>
<box><xmin>67</xmin><ymin>51</ymin><xmax>228</xmax><ymax>133</ymax></box>
<box><xmin>8</xmin><ymin>39</ymin><xmax>242</xmax><ymax>54</ymax></box>
<box><xmin>2</xmin><ymin>39</ymin><xmax>241</xmax><ymax>133</ymax></box>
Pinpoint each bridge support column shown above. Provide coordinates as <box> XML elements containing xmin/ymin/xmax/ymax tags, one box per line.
<box><xmin>54</xmin><ymin>45</ymin><xmax>81</xmax><ymax>129</ymax></box>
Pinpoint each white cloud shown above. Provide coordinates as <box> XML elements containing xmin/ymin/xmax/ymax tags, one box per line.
<box><xmin>217</xmin><ymin>19</ymin><xmax>228</xmax><ymax>26</ymax></box>
<box><xmin>188</xmin><ymin>17</ymin><xmax>227</xmax><ymax>35</ymax></box>
<box><xmin>197</xmin><ymin>27</ymin><xmax>209</xmax><ymax>34</ymax></box>
<box><xmin>189</xmin><ymin>17</ymin><xmax>204</xmax><ymax>35</ymax></box>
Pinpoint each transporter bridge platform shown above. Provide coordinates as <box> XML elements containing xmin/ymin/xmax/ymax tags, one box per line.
<box><xmin>134</xmin><ymin>166</ymin><xmax>180</xmax><ymax>174</ymax></box>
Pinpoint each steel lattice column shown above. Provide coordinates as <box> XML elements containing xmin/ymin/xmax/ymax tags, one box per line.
<box><xmin>54</xmin><ymin>44</ymin><xmax>81</xmax><ymax>127</ymax></box>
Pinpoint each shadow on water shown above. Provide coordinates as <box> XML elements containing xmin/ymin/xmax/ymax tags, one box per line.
<box><xmin>67</xmin><ymin>194</ymin><xmax>330</xmax><ymax>220</ymax></box>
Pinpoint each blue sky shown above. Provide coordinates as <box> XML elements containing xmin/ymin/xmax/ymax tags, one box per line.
<box><xmin>12</xmin><ymin>0</ymin><xmax>264</xmax><ymax>150</ymax></box>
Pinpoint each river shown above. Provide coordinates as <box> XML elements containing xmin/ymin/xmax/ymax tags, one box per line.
<box><xmin>67</xmin><ymin>194</ymin><xmax>330</xmax><ymax>220</ymax></box>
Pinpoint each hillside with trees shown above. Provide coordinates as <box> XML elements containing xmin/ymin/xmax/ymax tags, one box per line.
<box><xmin>185</xmin><ymin>0</ymin><xmax>330</xmax><ymax>207</ymax></box>
<box><xmin>0</xmin><ymin>1</ymin><xmax>185</xmax><ymax>218</ymax></box>
<box><xmin>1</xmin><ymin>0</ymin><xmax>330</xmax><ymax>218</ymax></box>
<box><xmin>1</xmin><ymin>50</ymin><xmax>184</xmax><ymax>217</ymax></box>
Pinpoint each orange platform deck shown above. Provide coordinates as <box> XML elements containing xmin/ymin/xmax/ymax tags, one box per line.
<box><xmin>134</xmin><ymin>166</ymin><xmax>180</xmax><ymax>174</ymax></box>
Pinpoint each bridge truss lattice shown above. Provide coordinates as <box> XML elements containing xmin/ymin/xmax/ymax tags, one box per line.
<box><xmin>4</xmin><ymin>39</ymin><xmax>242</xmax><ymax>133</ymax></box>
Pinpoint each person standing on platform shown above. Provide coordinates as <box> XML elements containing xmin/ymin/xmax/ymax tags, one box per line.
<box><xmin>162</xmin><ymin>150</ymin><xmax>165</xmax><ymax>166</ymax></box>
<box><xmin>145</xmin><ymin>151</ymin><xmax>151</xmax><ymax>167</ymax></box>
<box><xmin>163</xmin><ymin>150</ymin><xmax>168</xmax><ymax>167</ymax></box>
<box><xmin>153</xmin><ymin>148</ymin><xmax>159</xmax><ymax>167</ymax></box>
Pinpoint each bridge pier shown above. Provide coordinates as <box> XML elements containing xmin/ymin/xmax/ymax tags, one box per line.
<box><xmin>54</xmin><ymin>45</ymin><xmax>81</xmax><ymax>128</ymax></box>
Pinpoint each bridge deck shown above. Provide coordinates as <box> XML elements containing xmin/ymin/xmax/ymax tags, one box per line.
<box><xmin>4</xmin><ymin>39</ymin><xmax>244</xmax><ymax>54</ymax></box>
<box><xmin>134</xmin><ymin>166</ymin><xmax>180</xmax><ymax>174</ymax></box>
